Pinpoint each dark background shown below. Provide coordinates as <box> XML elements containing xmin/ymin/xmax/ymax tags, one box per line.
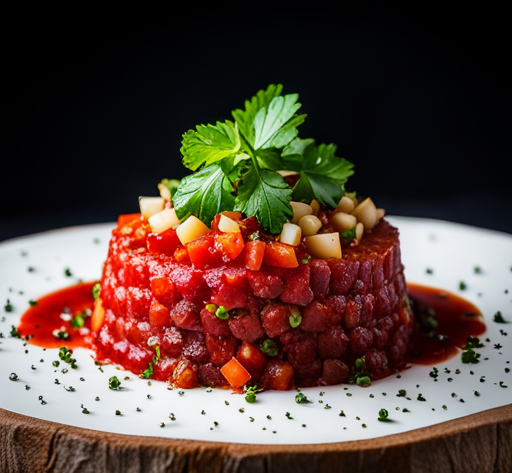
<box><xmin>2</xmin><ymin>3</ymin><xmax>511</xmax><ymax>242</ymax></box>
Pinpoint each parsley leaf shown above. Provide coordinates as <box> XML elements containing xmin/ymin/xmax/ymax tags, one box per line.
<box><xmin>173</xmin><ymin>164</ymin><xmax>235</xmax><ymax>225</ymax></box>
<box><xmin>232</xmin><ymin>84</ymin><xmax>284</xmax><ymax>146</ymax></box>
<box><xmin>234</xmin><ymin>167</ymin><xmax>293</xmax><ymax>234</ymax></box>
<box><xmin>284</xmin><ymin>138</ymin><xmax>354</xmax><ymax>208</ymax></box>
<box><xmin>180</xmin><ymin>121</ymin><xmax>241</xmax><ymax>171</ymax></box>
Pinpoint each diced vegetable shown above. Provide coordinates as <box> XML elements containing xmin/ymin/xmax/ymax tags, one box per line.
<box><xmin>280</xmin><ymin>223</ymin><xmax>302</xmax><ymax>246</ymax></box>
<box><xmin>355</xmin><ymin>222</ymin><xmax>364</xmax><ymax>244</ymax></box>
<box><xmin>244</xmin><ymin>240</ymin><xmax>266</xmax><ymax>271</ymax></box>
<box><xmin>352</xmin><ymin>197</ymin><xmax>378</xmax><ymax>230</ymax></box>
<box><xmin>216</xmin><ymin>231</ymin><xmax>245</xmax><ymax>260</ymax></box>
<box><xmin>91</xmin><ymin>297</ymin><xmax>105</xmax><ymax>332</ymax></box>
<box><xmin>148</xmin><ymin>208</ymin><xmax>180</xmax><ymax>234</ymax></box>
<box><xmin>305</xmin><ymin>232</ymin><xmax>342</xmax><ymax>259</ymax></box>
<box><xmin>176</xmin><ymin>215</ymin><xmax>210</xmax><ymax>244</ymax></box>
<box><xmin>263</xmin><ymin>241</ymin><xmax>299</xmax><ymax>268</ymax></box>
<box><xmin>139</xmin><ymin>196</ymin><xmax>165</xmax><ymax>219</ymax></box>
<box><xmin>186</xmin><ymin>235</ymin><xmax>223</xmax><ymax>268</ymax></box>
<box><xmin>291</xmin><ymin>201</ymin><xmax>313</xmax><ymax>224</ymax></box>
<box><xmin>117</xmin><ymin>213</ymin><xmax>141</xmax><ymax>227</ymax></box>
<box><xmin>331</xmin><ymin>212</ymin><xmax>357</xmax><ymax>233</ymax></box>
<box><xmin>147</xmin><ymin>227</ymin><xmax>181</xmax><ymax>256</ymax></box>
<box><xmin>310</xmin><ymin>199</ymin><xmax>320</xmax><ymax>215</ymax></box>
<box><xmin>298</xmin><ymin>215</ymin><xmax>322</xmax><ymax>236</ymax></box>
<box><xmin>220</xmin><ymin>357</ymin><xmax>252</xmax><ymax>388</ymax></box>
<box><xmin>218</xmin><ymin>215</ymin><xmax>241</xmax><ymax>233</ymax></box>
<box><xmin>336</xmin><ymin>195</ymin><xmax>355</xmax><ymax>213</ymax></box>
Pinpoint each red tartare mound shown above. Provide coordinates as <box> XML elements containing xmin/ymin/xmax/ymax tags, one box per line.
<box><xmin>92</xmin><ymin>211</ymin><xmax>416</xmax><ymax>391</ymax></box>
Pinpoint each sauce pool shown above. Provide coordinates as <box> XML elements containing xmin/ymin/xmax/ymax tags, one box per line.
<box><xmin>17</xmin><ymin>281</ymin><xmax>97</xmax><ymax>349</ymax></box>
<box><xmin>17</xmin><ymin>281</ymin><xmax>486</xmax><ymax>366</ymax></box>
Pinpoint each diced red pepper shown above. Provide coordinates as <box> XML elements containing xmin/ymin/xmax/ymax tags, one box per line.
<box><xmin>150</xmin><ymin>277</ymin><xmax>180</xmax><ymax>307</ymax></box>
<box><xmin>216</xmin><ymin>231</ymin><xmax>245</xmax><ymax>261</ymax></box>
<box><xmin>186</xmin><ymin>234</ymin><xmax>224</xmax><ymax>269</ymax></box>
<box><xmin>117</xmin><ymin>213</ymin><xmax>141</xmax><ymax>227</ymax></box>
<box><xmin>263</xmin><ymin>241</ymin><xmax>299</xmax><ymax>268</ymax></box>
<box><xmin>174</xmin><ymin>247</ymin><xmax>190</xmax><ymax>264</ymax></box>
<box><xmin>244</xmin><ymin>240</ymin><xmax>266</xmax><ymax>271</ymax></box>
<box><xmin>149</xmin><ymin>298</ymin><xmax>171</xmax><ymax>327</ymax></box>
<box><xmin>220</xmin><ymin>357</ymin><xmax>252</xmax><ymax>388</ymax></box>
<box><xmin>147</xmin><ymin>227</ymin><xmax>181</xmax><ymax>256</ymax></box>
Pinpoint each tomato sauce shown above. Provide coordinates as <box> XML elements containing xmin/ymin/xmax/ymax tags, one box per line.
<box><xmin>407</xmin><ymin>282</ymin><xmax>486</xmax><ymax>365</ymax></box>
<box><xmin>17</xmin><ymin>282</ymin><xmax>97</xmax><ymax>349</ymax></box>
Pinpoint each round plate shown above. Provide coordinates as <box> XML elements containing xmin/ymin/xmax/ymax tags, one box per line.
<box><xmin>0</xmin><ymin>217</ymin><xmax>511</xmax><ymax>445</ymax></box>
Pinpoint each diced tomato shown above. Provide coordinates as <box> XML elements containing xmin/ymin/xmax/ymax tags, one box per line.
<box><xmin>263</xmin><ymin>241</ymin><xmax>299</xmax><ymax>268</ymax></box>
<box><xmin>211</xmin><ymin>211</ymin><xmax>242</xmax><ymax>231</ymax></box>
<box><xmin>173</xmin><ymin>359</ymin><xmax>199</xmax><ymax>389</ymax></box>
<box><xmin>186</xmin><ymin>234</ymin><xmax>224</xmax><ymax>269</ymax></box>
<box><xmin>150</xmin><ymin>277</ymin><xmax>181</xmax><ymax>307</ymax></box>
<box><xmin>216</xmin><ymin>231</ymin><xmax>245</xmax><ymax>260</ymax></box>
<box><xmin>174</xmin><ymin>247</ymin><xmax>191</xmax><ymax>264</ymax></box>
<box><xmin>117</xmin><ymin>213</ymin><xmax>141</xmax><ymax>227</ymax></box>
<box><xmin>149</xmin><ymin>298</ymin><xmax>171</xmax><ymax>327</ymax></box>
<box><xmin>244</xmin><ymin>240</ymin><xmax>266</xmax><ymax>271</ymax></box>
<box><xmin>220</xmin><ymin>357</ymin><xmax>252</xmax><ymax>388</ymax></box>
<box><xmin>147</xmin><ymin>227</ymin><xmax>181</xmax><ymax>256</ymax></box>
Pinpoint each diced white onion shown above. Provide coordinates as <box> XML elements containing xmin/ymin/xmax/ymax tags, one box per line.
<box><xmin>280</xmin><ymin>223</ymin><xmax>302</xmax><ymax>246</ymax></box>
<box><xmin>305</xmin><ymin>232</ymin><xmax>342</xmax><ymax>259</ymax></box>
<box><xmin>352</xmin><ymin>197</ymin><xmax>378</xmax><ymax>230</ymax></box>
<box><xmin>218</xmin><ymin>215</ymin><xmax>240</xmax><ymax>233</ymax></box>
<box><xmin>336</xmin><ymin>196</ymin><xmax>355</xmax><ymax>214</ymax></box>
<box><xmin>148</xmin><ymin>208</ymin><xmax>180</xmax><ymax>234</ymax></box>
<box><xmin>291</xmin><ymin>201</ymin><xmax>313</xmax><ymax>224</ymax></box>
<box><xmin>298</xmin><ymin>215</ymin><xmax>322</xmax><ymax>236</ymax></box>
<box><xmin>355</xmin><ymin>222</ymin><xmax>364</xmax><ymax>244</ymax></box>
<box><xmin>176</xmin><ymin>215</ymin><xmax>210</xmax><ymax>244</ymax></box>
<box><xmin>331</xmin><ymin>212</ymin><xmax>357</xmax><ymax>233</ymax></box>
<box><xmin>310</xmin><ymin>199</ymin><xmax>320</xmax><ymax>215</ymax></box>
<box><xmin>157</xmin><ymin>183</ymin><xmax>171</xmax><ymax>201</ymax></box>
<box><xmin>139</xmin><ymin>196</ymin><xmax>165</xmax><ymax>219</ymax></box>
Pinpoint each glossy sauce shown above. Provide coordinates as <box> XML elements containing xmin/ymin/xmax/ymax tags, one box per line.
<box><xmin>17</xmin><ymin>281</ymin><xmax>486</xmax><ymax>367</ymax></box>
<box><xmin>407</xmin><ymin>282</ymin><xmax>486</xmax><ymax>365</ymax></box>
<box><xmin>18</xmin><ymin>282</ymin><xmax>97</xmax><ymax>349</ymax></box>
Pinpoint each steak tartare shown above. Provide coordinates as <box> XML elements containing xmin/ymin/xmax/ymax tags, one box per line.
<box><xmin>92</xmin><ymin>209</ymin><xmax>415</xmax><ymax>390</ymax></box>
<box><xmin>91</xmin><ymin>84</ymin><xmax>417</xmax><ymax>392</ymax></box>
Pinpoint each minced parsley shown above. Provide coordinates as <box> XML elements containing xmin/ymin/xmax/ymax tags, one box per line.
<box><xmin>109</xmin><ymin>376</ymin><xmax>121</xmax><ymax>390</ymax></box>
<box><xmin>260</xmin><ymin>339</ymin><xmax>278</xmax><ymax>356</ymax></box>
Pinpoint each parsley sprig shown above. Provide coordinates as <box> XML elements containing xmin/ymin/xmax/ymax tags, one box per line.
<box><xmin>172</xmin><ymin>84</ymin><xmax>354</xmax><ymax>234</ymax></box>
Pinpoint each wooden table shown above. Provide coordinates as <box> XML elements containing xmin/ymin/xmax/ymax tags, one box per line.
<box><xmin>1</xmin><ymin>404</ymin><xmax>511</xmax><ymax>472</ymax></box>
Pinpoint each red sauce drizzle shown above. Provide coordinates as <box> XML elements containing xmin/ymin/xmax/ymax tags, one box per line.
<box><xmin>407</xmin><ymin>282</ymin><xmax>486</xmax><ymax>365</ymax></box>
<box><xmin>17</xmin><ymin>281</ymin><xmax>486</xmax><ymax>368</ymax></box>
<box><xmin>18</xmin><ymin>282</ymin><xmax>97</xmax><ymax>349</ymax></box>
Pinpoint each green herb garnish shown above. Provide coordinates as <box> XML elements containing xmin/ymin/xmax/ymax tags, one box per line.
<box><xmin>244</xmin><ymin>385</ymin><xmax>263</xmax><ymax>403</ymax></box>
<box><xmin>295</xmin><ymin>388</ymin><xmax>311</xmax><ymax>404</ymax></box>
<box><xmin>494</xmin><ymin>311</ymin><xmax>508</xmax><ymax>323</ymax></box>
<box><xmin>378</xmin><ymin>408</ymin><xmax>389</xmax><ymax>421</ymax></box>
<box><xmin>260</xmin><ymin>339</ymin><xmax>278</xmax><ymax>357</ymax></box>
<box><xmin>71</xmin><ymin>314</ymin><xmax>85</xmax><ymax>329</ymax></box>
<box><xmin>109</xmin><ymin>376</ymin><xmax>122</xmax><ymax>390</ymax></box>
<box><xmin>92</xmin><ymin>283</ymin><xmax>101</xmax><ymax>302</ymax></box>
<box><xmin>172</xmin><ymin>84</ymin><xmax>353</xmax><ymax>234</ymax></box>
<box><xmin>10</xmin><ymin>325</ymin><xmax>21</xmax><ymax>338</ymax></box>
<box><xmin>215</xmin><ymin>306</ymin><xmax>230</xmax><ymax>320</ymax></box>
<box><xmin>289</xmin><ymin>307</ymin><xmax>302</xmax><ymax>328</ymax></box>
<box><xmin>140</xmin><ymin>363</ymin><xmax>154</xmax><ymax>380</ymax></box>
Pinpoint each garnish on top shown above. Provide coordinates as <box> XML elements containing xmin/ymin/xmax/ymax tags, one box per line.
<box><xmin>172</xmin><ymin>84</ymin><xmax>354</xmax><ymax>235</ymax></box>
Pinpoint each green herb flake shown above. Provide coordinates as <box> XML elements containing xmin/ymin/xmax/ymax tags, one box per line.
<box><xmin>140</xmin><ymin>363</ymin><xmax>154</xmax><ymax>380</ymax></box>
<box><xmin>295</xmin><ymin>388</ymin><xmax>311</xmax><ymax>404</ymax></box>
<box><xmin>377</xmin><ymin>408</ymin><xmax>389</xmax><ymax>422</ymax></box>
<box><xmin>494</xmin><ymin>311</ymin><xmax>508</xmax><ymax>323</ymax></box>
<box><xmin>4</xmin><ymin>300</ymin><xmax>14</xmax><ymax>312</ymax></box>
<box><xmin>289</xmin><ymin>307</ymin><xmax>302</xmax><ymax>328</ymax></box>
<box><xmin>109</xmin><ymin>376</ymin><xmax>122</xmax><ymax>390</ymax></box>
<box><xmin>260</xmin><ymin>339</ymin><xmax>278</xmax><ymax>357</ymax></box>
<box><xmin>29</xmin><ymin>300</ymin><xmax>38</xmax><ymax>306</ymax></box>
<box><xmin>10</xmin><ymin>325</ymin><xmax>21</xmax><ymax>338</ymax></box>
<box><xmin>71</xmin><ymin>315</ymin><xmax>85</xmax><ymax>329</ymax></box>
<box><xmin>215</xmin><ymin>306</ymin><xmax>230</xmax><ymax>320</ymax></box>
<box><xmin>244</xmin><ymin>385</ymin><xmax>263</xmax><ymax>404</ymax></box>
<box><xmin>92</xmin><ymin>283</ymin><xmax>101</xmax><ymax>302</ymax></box>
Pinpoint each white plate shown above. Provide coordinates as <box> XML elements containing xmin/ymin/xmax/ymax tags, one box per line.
<box><xmin>0</xmin><ymin>217</ymin><xmax>511</xmax><ymax>445</ymax></box>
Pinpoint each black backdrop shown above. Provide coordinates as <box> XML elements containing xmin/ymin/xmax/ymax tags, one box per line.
<box><xmin>3</xmin><ymin>3</ymin><xmax>511</xmax><ymax>242</ymax></box>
